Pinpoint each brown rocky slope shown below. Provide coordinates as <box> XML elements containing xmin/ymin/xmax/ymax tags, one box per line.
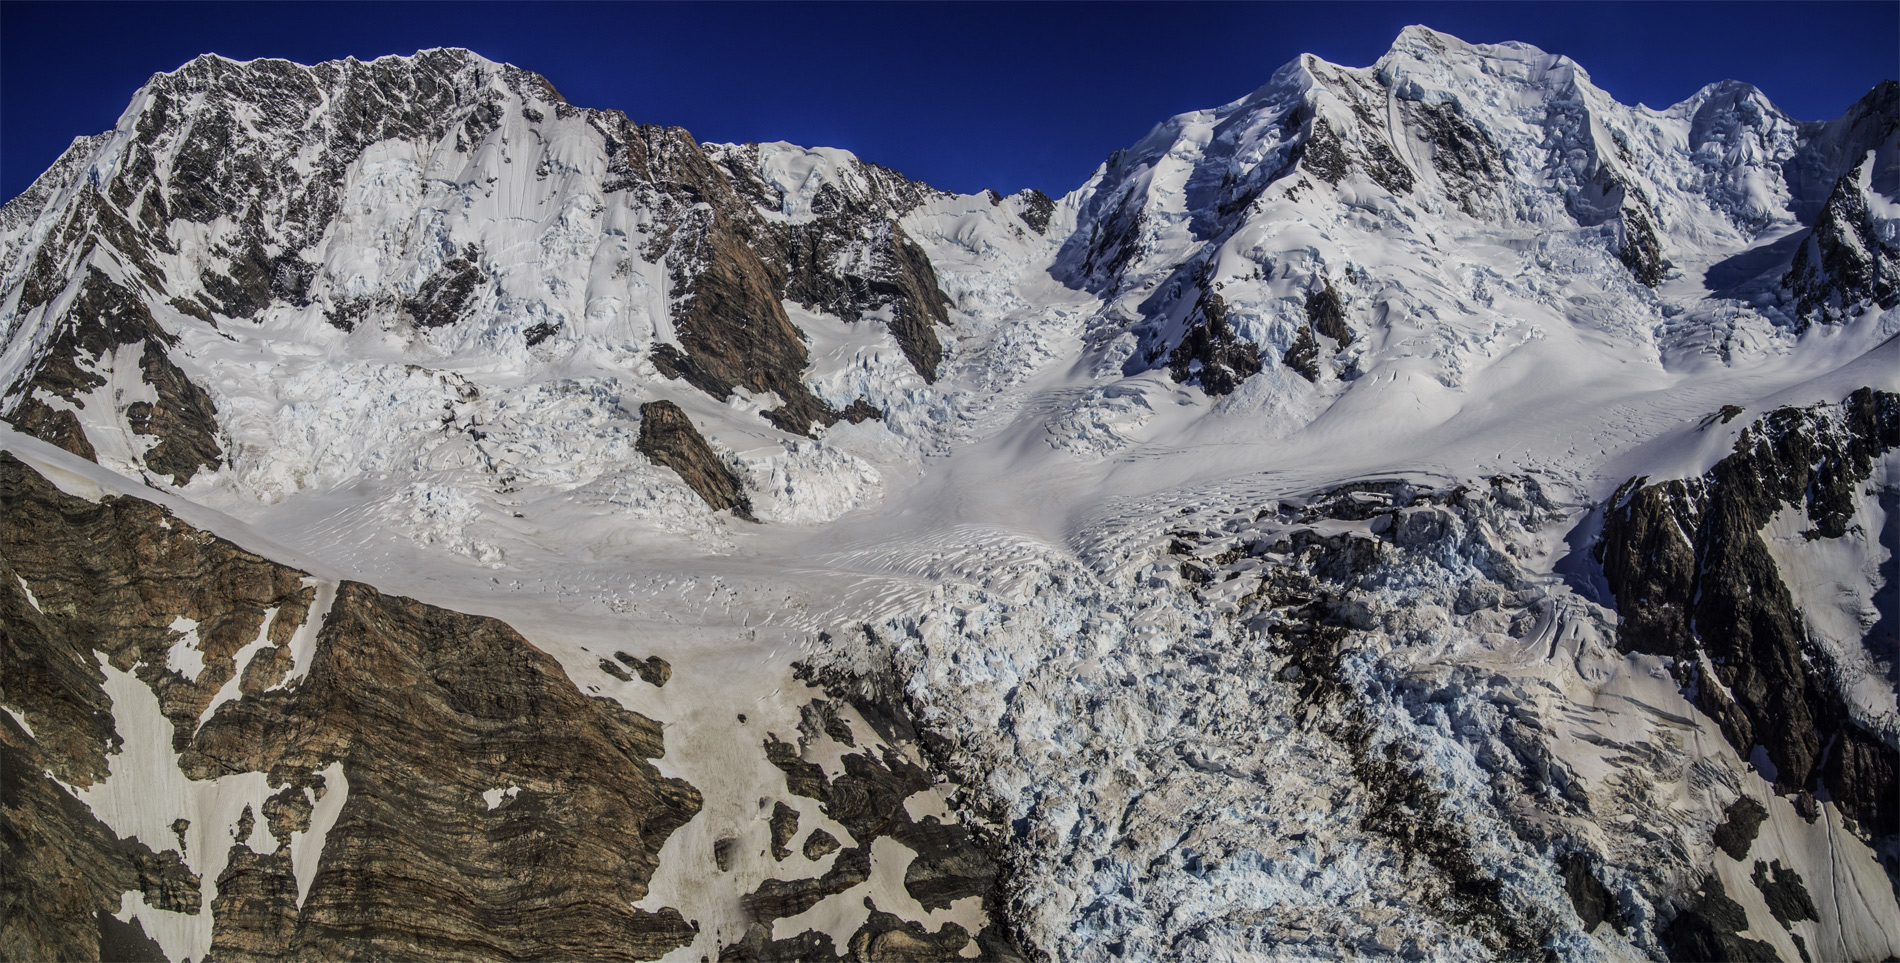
<box><xmin>0</xmin><ymin>451</ymin><xmax>702</xmax><ymax>961</ymax></box>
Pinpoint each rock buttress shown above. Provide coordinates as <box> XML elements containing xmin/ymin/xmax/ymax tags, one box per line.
<box><xmin>636</xmin><ymin>399</ymin><xmax>754</xmax><ymax>519</ymax></box>
<box><xmin>0</xmin><ymin>452</ymin><xmax>703</xmax><ymax>960</ymax></box>
<box><xmin>1595</xmin><ymin>389</ymin><xmax>1900</xmax><ymax>852</ymax></box>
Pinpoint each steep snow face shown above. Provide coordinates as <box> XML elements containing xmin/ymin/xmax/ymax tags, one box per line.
<box><xmin>1050</xmin><ymin>26</ymin><xmax>1896</xmax><ymax>454</ymax></box>
<box><xmin>1761</xmin><ymin>456</ymin><xmax>1897</xmax><ymax>741</ymax></box>
<box><xmin>0</xmin><ymin>48</ymin><xmax>1059</xmax><ymax>557</ymax></box>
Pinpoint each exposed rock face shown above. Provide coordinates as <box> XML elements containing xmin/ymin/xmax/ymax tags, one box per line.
<box><xmin>1071</xmin><ymin>197</ymin><xmax>1146</xmax><ymax>296</ymax></box>
<box><xmin>1304</xmin><ymin>280</ymin><xmax>1354</xmax><ymax>348</ymax></box>
<box><xmin>1784</xmin><ymin>114</ymin><xmax>1900</xmax><ymax>324</ymax></box>
<box><xmin>802</xmin><ymin>828</ymin><xmax>840</xmax><ymax>861</ymax></box>
<box><xmin>0</xmin><ymin>452</ymin><xmax>702</xmax><ymax>961</ymax></box>
<box><xmin>1012</xmin><ymin>189</ymin><xmax>1057</xmax><ymax>234</ymax></box>
<box><xmin>1595</xmin><ymin>389</ymin><xmax>1900</xmax><ymax>846</ymax></box>
<box><xmin>710</xmin><ymin>144</ymin><xmax>955</xmax><ymax>383</ymax></box>
<box><xmin>784</xmin><ymin>222</ymin><xmax>950</xmax><ymax>383</ymax></box>
<box><xmin>1298</xmin><ymin>112</ymin><xmax>1416</xmax><ymax>198</ymax></box>
<box><xmin>1402</xmin><ymin>97</ymin><xmax>1509</xmax><ymax>217</ymax></box>
<box><xmin>1614</xmin><ymin>205</ymin><xmax>1669</xmax><ymax>287</ymax></box>
<box><xmin>401</xmin><ymin>244</ymin><xmax>489</xmax><ymax>329</ymax></box>
<box><xmin>1751</xmin><ymin>859</ymin><xmax>1817</xmax><ymax>933</ymax></box>
<box><xmin>1662</xmin><ymin>875</ymin><xmax>1780</xmax><ymax>963</ymax></box>
<box><xmin>1282</xmin><ymin>324</ymin><xmax>1322</xmax><ymax>382</ymax></box>
<box><xmin>636</xmin><ymin>400</ymin><xmax>753</xmax><ymax>518</ymax></box>
<box><xmin>716</xmin><ymin>691</ymin><xmax>1022</xmax><ymax>962</ymax></box>
<box><xmin>1165</xmin><ymin>287</ymin><xmax>1261</xmax><ymax>395</ymax></box>
<box><xmin>1287</xmin><ymin>54</ymin><xmax>1422</xmax><ymax>198</ymax></box>
<box><xmin>722</xmin><ymin>906</ymin><xmax>980</xmax><ymax>963</ymax></box>
<box><xmin>2</xmin><ymin>46</ymin><xmax>963</xmax><ymax>485</ymax></box>
<box><xmin>2</xmin><ymin>268</ymin><xmax>223</xmax><ymax>484</ymax></box>
<box><xmin>768</xmin><ymin>802</ymin><xmax>799</xmax><ymax>861</ymax></box>
<box><xmin>1712</xmin><ymin>796</ymin><xmax>1770</xmax><ymax>860</ymax></box>
<box><xmin>615</xmin><ymin>651</ymin><xmax>671</xmax><ymax>687</ymax></box>
<box><xmin>1280</xmin><ymin>279</ymin><xmax>1355</xmax><ymax>384</ymax></box>
<box><xmin>590</xmin><ymin>118</ymin><xmax>841</xmax><ymax>436</ymax></box>
<box><xmin>1558</xmin><ymin>853</ymin><xmax>1626</xmax><ymax>936</ymax></box>
<box><xmin>5</xmin><ymin>395</ymin><xmax>96</xmax><ymax>461</ymax></box>
<box><xmin>0</xmin><ymin>676</ymin><xmax>202</xmax><ymax>962</ymax></box>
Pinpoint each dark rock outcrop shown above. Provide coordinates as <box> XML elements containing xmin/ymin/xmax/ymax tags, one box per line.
<box><xmin>1299</xmin><ymin>115</ymin><xmax>1415</xmax><ymax>197</ymax></box>
<box><xmin>1712</xmin><ymin>796</ymin><xmax>1769</xmax><ymax>860</ymax></box>
<box><xmin>2</xmin><ymin>268</ymin><xmax>223</xmax><ymax>484</ymax></box>
<box><xmin>126</xmin><ymin>338</ymin><xmax>224</xmax><ymax>486</ymax></box>
<box><xmin>769</xmin><ymin>802</ymin><xmax>800</xmax><ymax>861</ymax></box>
<box><xmin>0</xmin><ymin>451</ymin><xmax>703</xmax><ymax>961</ymax></box>
<box><xmin>642</xmin><ymin>162</ymin><xmax>840</xmax><ymax>434</ymax></box>
<box><xmin>1075</xmin><ymin>201</ymin><xmax>1146</xmax><ymax>294</ymax></box>
<box><xmin>732</xmin><ymin>710</ymin><xmax>1017</xmax><ymax>960</ymax></box>
<box><xmin>1751</xmin><ymin>859</ymin><xmax>1817</xmax><ymax>931</ymax></box>
<box><xmin>1559</xmin><ymin>852</ymin><xmax>1627</xmax><ymax>934</ymax></box>
<box><xmin>1595</xmin><ymin>389</ymin><xmax>1900</xmax><ymax>851</ymax></box>
<box><xmin>774</xmin><ymin>212</ymin><xmax>951</xmax><ymax>384</ymax></box>
<box><xmin>803</xmin><ymin>828</ymin><xmax>841</xmax><ymax>861</ymax></box>
<box><xmin>402</xmin><ymin>245</ymin><xmax>488</xmax><ymax>329</ymax></box>
<box><xmin>635</xmin><ymin>400</ymin><xmax>753</xmax><ymax>519</ymax></box>
<box><xmin>616</xmin><ymin>651</ymin><xmax>672</xmax><ymax>687</ymax></box>
<box><xmin>1784</xmin><ymin>151</ymin><xmax>1900</xmax><ymax>324</ymax></box>
<box><xmin>799</xmin><ymin>698</ymin><xmax>856</xmax><ymax>747</ymax></box>
<box><xmin>1662</xmin><ymin>875</ymin><xmax>1780</xmax><ymax>963</ymax></box>
<box><xmin>1616</xmin><ymin>205</ymin><xmax>1669</xmax><ymax>287</ymax></box>
<box><xmin>1</xmin><ymin>701</ymin><xmax>203</xmax><ymax>963</ymax></box>
<box><xmin>1283</xmin><ymin>324</ymin><xmax>1322</xmax><ymax>382</ymax></box>
<box><xmin>709</xmin><ymin>144</ymin><xmax>956</xmax><ymax>384</ymax></box>
<box><xmin>4</xmin><ymin>396</ymin><xmax>97</xmax><ymax>461</ymax></box>
<box><xmin>1305</xmin><ymin>280</ymin><xmax>1354</xmax><ymax>347</ymax></box>
<box><xmin>844</xmin><ymin>909</ymin><xmax>977</xmax><ymax>962</ymax></box>
<box><xmin>740</xmin><ymin>843</ymin><xmax>870</xmax><ymax>920</ymax></box>
<box><xmin>1286</xmin><ymin>56</ymin><xmax>1420</xmax><ymax>198</ymax></box>
<box><xmin>838</xmin><ymin>397</ymin><xmax>882</xmax><ymax>424</ymax></box>
<box><xmin>1166</xmin><ymin>288</ymin><xmax>1262</xmax><ymax>395</ymax></box>
<box><xmin>1403</xmin><ymin>98</ymin><xmax>1509</xmax><ymax>217</ymax></box>
<box><xmin>1013</xmin><ymin>189</ymin><xmax>1057</xmax><ymax>234</ymax></box>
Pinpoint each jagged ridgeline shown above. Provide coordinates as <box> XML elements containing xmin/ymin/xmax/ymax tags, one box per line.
<box><xmin>1</xmin><ymin>26</ymin><xmax>1898</xmax><ymax>963</ymax></box>
<box><xmin>1</xmin><ymin>39</ymin><xmax>1894</xmax><ymax>502</ymax></box>
<box><xmin>0</xmin><ymin>48</ymin><xmax>1052</xmax><ymax>502</ymax></box>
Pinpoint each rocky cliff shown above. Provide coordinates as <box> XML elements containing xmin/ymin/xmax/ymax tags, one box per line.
<box><xmin>0</xmin><ymin>451</ymin><xmax>701</xmax><ymax>961</ymax></box>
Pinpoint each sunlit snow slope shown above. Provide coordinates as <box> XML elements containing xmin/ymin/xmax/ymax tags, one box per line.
<box><xmin>2</xmin><ymin>26</ymin><xmax>1897</xmax><ymax>963</ymax></box>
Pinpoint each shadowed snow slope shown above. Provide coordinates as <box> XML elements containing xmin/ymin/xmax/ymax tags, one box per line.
<box><xmin>1</xmin><ymin>26</ymin><xmax>1897</xmax><ymax>963</ymax></box>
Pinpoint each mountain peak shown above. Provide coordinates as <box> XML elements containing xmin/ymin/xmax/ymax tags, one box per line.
<box><xmin>1381</xmin><ymin>23</ymin><xmax>1556</xmax><ymax>66</ymax></box>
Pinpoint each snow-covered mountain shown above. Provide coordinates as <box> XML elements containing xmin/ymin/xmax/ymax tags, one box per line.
<box><xmin>1</xmin><ymin>27</ymin><xmax>1895</xmax><ymax>962</ymax></box>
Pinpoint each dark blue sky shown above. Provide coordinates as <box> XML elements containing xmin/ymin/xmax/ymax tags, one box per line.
<box><xmin>3</xmin><ymin>2</ymin><xmax>1896</xmax><ymax>202</ymax></box>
